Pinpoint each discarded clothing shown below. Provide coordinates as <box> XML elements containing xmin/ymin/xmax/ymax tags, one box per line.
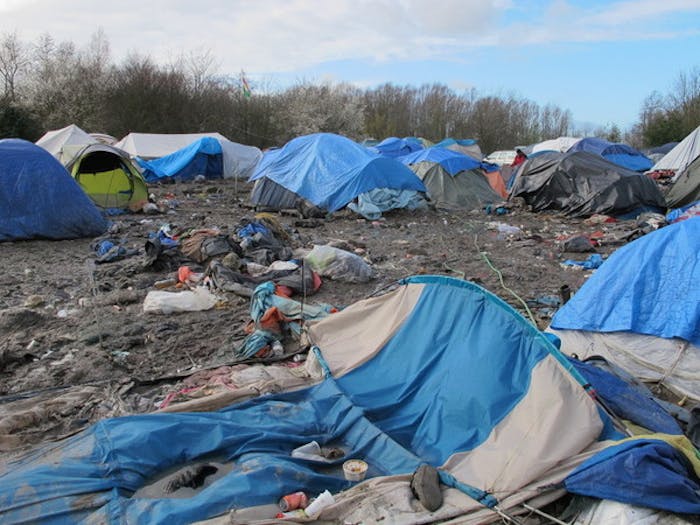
<box><xmin>562</xmin><ymin>254</ymin><xmax>603</xmax><ymax>270</ymax></box>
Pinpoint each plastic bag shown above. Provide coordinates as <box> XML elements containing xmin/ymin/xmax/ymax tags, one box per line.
<box><xmin>143</xmin><ymin>287</ymin><xmax>218</xmax><ymax>314</ymax></box>
<box><xmin>304</xmin><ymin>245</ymin><xmax>373</xmax><ymax>283</ymax></box>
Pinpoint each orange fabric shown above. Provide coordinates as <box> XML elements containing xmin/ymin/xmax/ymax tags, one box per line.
<box><xmin>485</xmin><ymin>170</ymin><xmax>508</xmax><ymax>199</ymax></box>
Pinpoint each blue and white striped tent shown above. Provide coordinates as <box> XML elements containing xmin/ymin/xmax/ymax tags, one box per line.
<box><xmin>2</xmin><ymin>276</ymin><xmax>696</xmax><ymax>523</ymax></box>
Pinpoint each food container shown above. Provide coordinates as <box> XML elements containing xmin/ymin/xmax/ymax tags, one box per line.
<box><xmin>343</xmin><ymin>459</ymin><xmax>368</xmax><ymax>481</ymax></box>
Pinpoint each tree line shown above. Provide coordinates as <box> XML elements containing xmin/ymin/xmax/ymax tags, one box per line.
<box><xmin>1</xmin><ymin>31</ymin><xmax>698</xmax><ymax>153</ymax></box>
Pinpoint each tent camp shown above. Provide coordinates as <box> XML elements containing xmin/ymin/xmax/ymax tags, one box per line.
<box><xmin>0</xmin><ymin>139</ymin><xmax>108</xmax><ymax>241</ymax></box>
<box><xmin>35</xmin><ymin>124</ymin><xmax>98</xmax><ymax>164</ymax></box>
<box><xmin>399</xmin><ymin>147</ymin><xmax>502</xmax><ymax>210</ymax></box>
<box><xmin>568</xmin><ymin>137</ymin><xmax>653</xmax><ymax>172</ymax></box>
<box><xmin>531</xmin><ymin>136</ymin><xmax>581</xmax><ymax>154</ymax></box>
<box><xmin>665</xmin><ymin>155</ymin><xmax>700</xmax><ymax>208</ymax></box>
<box><xmin>368</xmin><ymin>136</ymin><xmax>424</xmax><ymax>158</ymax></box>
<box><xmin>434</xmin><ymin>138</ymin><xmax>483</xmax><ymax>160</ymax></box>
<box><xmin>115</xmin><ymin>132</ymin><xmax>262</xmax><ymax>180</ymax></box>
<box><xmin>66</xmin><ymin>143</ymin><xmax>149</xmax><ymax>210</ymax></box>
<box><xmin>138</xmin><ymin>137</ymin><xmax>224</xmax><ymax>182</ymax></box>
<box><xmin>250</xmin><ymin>133</ymin><xmax>426</xmax><ymax>215</ymax></box>
<box><xmin>509</xmin><ymin>151</ymin><xmax>665</xmax><ymax>217</ymax></box>
<box><xmin>549</xmin><ymin>218</ymin><xmax>700</xmax><ymax>402</ymax></box>
<box><xmin>3</xmin><ymin>275</ymin><xmax>698</xmax><ymax>524</ymax></box>
<box><xmin>650</xmin><ymin>125</ymin><xmax>700</xmax><ymax>179</ymax></box>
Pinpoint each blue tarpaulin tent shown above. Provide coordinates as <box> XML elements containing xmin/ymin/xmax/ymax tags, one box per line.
<box><xmin>138</xmin><ymin>137</ymin><xmax>224</xmax><ymax>182</ymax></box>
<box><xmin>249</xmin><ymin>133</ymin><xmax>425</xmax><ymax>212</ymax></box>
<box><xmin>551</xmin><ymin>218</ymin><xmax>700</xmax><ymax>345</ymax></box>
<box><xmin>368</xmin><ymin>136</ymin><xmax>424</xmax><ymax>157</ymax></box>
<box><xmin>568</xmin><ymin>137</ymin><xmax>653</xmax><ymax>172</ymax></box>
<box><xmin>398</xmin><ymin>146</ymin><xmax>485</xmax><ymax>175</ymax></box>
<box><xmin>0</xmin><ymin>139</ymin><xmax>108</xmax><ymax>241</ymax></box>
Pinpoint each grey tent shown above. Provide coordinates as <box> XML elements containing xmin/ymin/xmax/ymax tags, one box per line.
<box><xmin>408</xmin><ymin>163</ymin><xmax>500</xmax><ymax>211</ymax></box>
<box><xmin>509</xmin><ymin>151</ymin><xmax>665</xmax><ymax>217</ymax></box>
<box><xmin>665</xmin><ymin>155</ymin><xmax>700</xmax><ymax>208</ymax></box>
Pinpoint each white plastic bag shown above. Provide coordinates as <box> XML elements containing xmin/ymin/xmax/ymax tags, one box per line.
<box><xmin>143</xmin><ymin>287</ymin><xmax>218</xmax><ymax>314</ymax></box>
<box><xmin>304</xmin><ymin>245</ymin><xmax>373</xmax><ymax>283</ymax></box>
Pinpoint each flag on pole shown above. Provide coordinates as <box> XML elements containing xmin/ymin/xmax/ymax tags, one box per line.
<box><xmin>240</xmin><ymin>71</ymin><xmax>252</xmax><ymax>98</ymax></box>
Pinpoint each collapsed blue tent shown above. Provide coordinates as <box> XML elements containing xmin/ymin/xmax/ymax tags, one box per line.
<box><xmin>0</xmin><ymin>276</ymin><xmax>616</xmax><ymax>524</ymax></box>
<box><xmin>0</xmin><ymin>139</ymin><xmax>108</xmax><ymax>241</ymax></box>
<box><xmin>551</xmin><ymin>218</ymin><xmax>700</xmax><ymax>345</ymax></box>
<box><xmin>138</xmin><ymin>137</ymin><xmax>223</xmax><ymax>182</ymax></box>
<box><xmin>250</xmin><ymin>133</ymin><xmax>425</xmax><ymax>212</ymax></box>
<box><xmin>368</xmin><ymin>136</ymin><xmax>423</xmax><ymax>158</ymax></box>
<box><xmin>569</xmin><ymin>137</ymin><xmax>653</xmax><ymax>172</ymax></box>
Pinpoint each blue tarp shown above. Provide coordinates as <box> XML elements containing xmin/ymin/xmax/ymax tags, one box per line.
<box><xmin>551</xmin><ymin>217</ymin><xmax>700</xmax><ymax>345</ymax></box>
<box><xmin>569</xmin><ymin>137</ymin><xmax>653</xmax><ymax>172</ymax></box>
<box><xmin>139</xmin><ymin>137</ymin><xmax>223</xmax><ymax>182</ymax></box>
<box><xmin>434</xmin><ymin>138</ymin><xmax>478</xmax><ymax>149</ymax></box>
<box><xmin>0</xmin><ymin>275</ymin><xmax>606</xmax><ymax>524</ymax></box>
<box><xmin>0</xmin><ymin>139</ymin><xmax>108</xmax><ymax>241</ymax></box>
<box><xmin>368</xmin><ymin>136</ymin><xmax>423</xmax><ymax>158</ymax></box>
<box><xmin>398</xmin><ymin>147</ymin><xmax>484</xmax><ymax>176</ymax></box>
<box><xmin>564</xmin><ymin>438</ymin><xmax>700</xmax><ymax>514</ymax></box>
<box><xmin>249</xmin><ymin>133</ymin><xmax>425</xmax><ymax>212</ymax></box>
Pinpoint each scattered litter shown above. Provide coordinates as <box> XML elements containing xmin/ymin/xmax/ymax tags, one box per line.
<box><xmin>343</xmin><ymin>459</ymin><xmax>368</xmax><ymax>481</ymax></box>
<box><xmin>562</xmin><ymin>254</ymin><xmax>604</xmax><ymax>270</ymax></box>
<box><xmin>143</xmin><ymin>287</ymin><xmax>218</xmax><ymax>314</ymax></box>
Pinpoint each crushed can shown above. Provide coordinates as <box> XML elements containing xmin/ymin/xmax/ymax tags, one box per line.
<box><xmin>278</xmin><ymin>491</ymin><xmax>308</xmax><ymax>512</ymax></box>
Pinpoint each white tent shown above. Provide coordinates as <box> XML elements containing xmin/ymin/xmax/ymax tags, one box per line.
<box><xmin>650</xmin><ymin>124</ymin><xmax>700</xmax><ymax>179</ymax></box>
<box><xmin>531</xmin><ymin>136</ymin><xmax>581</xmax><ymax>154</ymax></box>
<box><xmin>36</xmin><ymin>124</ymin><xmax>98</xmax><ymax>164</ymax></box>
<box><xmin>115</xmin><ymin>132</ymin><xmax>262</xmax><ymax>180</ymax></box>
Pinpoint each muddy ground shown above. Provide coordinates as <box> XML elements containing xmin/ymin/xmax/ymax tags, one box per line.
<box><xmin>0</xmin><ymin>179</ymin><xmax>648</xmax><ymax>456</ymax></box>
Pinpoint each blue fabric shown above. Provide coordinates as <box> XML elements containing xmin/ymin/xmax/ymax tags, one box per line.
<box><xmin>0</xmin><ymin>139</ymin><xmax>108</xmax><ymax>241</ymax></box>
<box><xmin>564</xmin><ymin>438</ymin><xmax>700</xmax><ymax>514</ymax></box>
<box><xmin>566</xmin><ymin>357</ymin><xmax>683</xmax><ymax>434</ymax></box>
<box><xmin>398</xmin><ymin>147</ymin><xmax>484</xmax><ymax>176</ymax></box>
<box><xmin>562</xmin><ymin>253</ymin><xmax>604</xmax><ymax>269</ymax></box>
<box><xmin>139</xmin><ymin>138</ymin><xmax>223</xmax><ymax>182</ymax></box>
<box><xmin>347</xmin><ymin>188</ymin><xmax>427</xmax><ymax>220</ymax></box>
<box><xmin>552</xmin><ymin>218</ymin><xmax>700</xmax><ymax>345</ymax></box>
<box><xmin>369</xmin><ymin>136</ymin><xmax>423</xmax><ymax>158</ymax></box>
<box><xmin>569</xmin><ymin>138</ymin><xmax>653</xmax><ymax>172</ymax></box>
<box><xmin>249</xmin><ymin>133</ymin><xmax>425</xmax><ymax>212</ymax></box>
<box><xmin>434</xmin><ymin>138</ymin><xmax>478</xmax><ymax>149</ymax></box>
<box><xmin>667</xmin><ymin>200</ymin><xmax>700</xmax><ymax>223</ymax></box>
<box><xmin>0</xmin><ymin>276</ymin><xmax>613</xmax><ymax>524</ymax></box>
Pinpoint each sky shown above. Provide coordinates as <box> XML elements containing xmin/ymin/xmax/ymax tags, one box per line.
<box><xmin>1</xmin><ymin>0</ymin><xmax>699</xmax><ymax>130</ymax></box>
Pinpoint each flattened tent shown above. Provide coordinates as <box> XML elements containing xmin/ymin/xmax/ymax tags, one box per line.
<box><xmin>115</xmin><ymin>132</ymin><xmax>262</xmax><ymax>180</ymax></box>
<box><xmin>650</xmin><ymin>125</ymin><xmax>700</xmax><ymax>178</ymax></box>
<box><xmin>250</xmin><ymin>133</ymin><xmax>426</xmax><ymax>213</ymax></box>
<box><xmin>0</xmin><ymin>276</ymin><xmax>616</xmax><ymax>524</ymax></box>
<box><xmin>139</xmin><ymin>137</ymin><xmax>223</xmax><ymax>182</ymax></box>
<box><xmin>66</xmin><ymin>144</ymin><xmax>148</xmax><ymax>210</ymax></box>
<box><xmin>509</xmin><ymin>151</ymin><xmax>665</xmax><ymax>217</ymax></box>
<box><xmin>568</xmin><ymin>137</ymin><xmax>653</xmax><ymax>172</ymax></box>
<box><xmin>35</xmin><ymin>123</ymin><xmax>98</xmax><ymax>164</ymax></box>
<box><xmin>549</xmin><ymin>217</ymin><xmax>700</xmax><ymax>401</ymax></box>
<box><xmin>0</xmin><ymin>139</ymin><xmax>108</xmax><ymax>241</ymax></box>
<box><xmin>399</xmin><ymin>147</ymin><xmax>501</xmax><ymax>210</ymax></box>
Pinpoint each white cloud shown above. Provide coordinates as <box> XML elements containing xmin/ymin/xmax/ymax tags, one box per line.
<box><xmin>0</xmin><ymin>0</ymin><xmax>697</xmax><ymax>76</ymax></box>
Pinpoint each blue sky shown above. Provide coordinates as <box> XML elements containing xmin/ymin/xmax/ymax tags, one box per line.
<box><xmin>1</xmin><ymin>0</ymin><xmax>699</xmax><ymax>130</ymax></box>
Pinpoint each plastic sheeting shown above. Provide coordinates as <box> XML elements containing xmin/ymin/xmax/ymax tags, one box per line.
<box><xmin>509</xmin><ymin>151</ymin><xmax>665</xmax><ymax>217</ymax></box>
<box><xmin>564</xmin><ymin>437</ymin><xmax>700</xmax><ymax>514</ymax></box>
<box><xmin>551</xmin><ymin>218</ymin><xmax>700</xmax><ymax>345</ymax></box>
<box><xmin>249</xmin><ymin>133</ymin><xmax>425</xmax><ymax>212</ymax></box>
<box><xmin>408</xmin><ymin>162</ymin><xmax>500</xmax><ymax>211</ymax></box>
<box><xmin>116</xmin><ymin>132</ymin><xmax>262</xmax><ymax>180</ymax></box>
<box><xmin>666</xmin><ymin>154</ymin><xmax>700</xmax><ymax>208</ymax></box>
<box><xmin>35</xmin><ymin>124</ymin><xmax>98</xmax><ymax>164</ymax></box>
<box><xmin>651</xmin><ymin>124</ymin><xmax>700</xmax><ymax>177</ymax></box>
<box><xmin>569</xmin><ymin>137</ymin><xmax>653</xmax><ymax>172</ymax></box>
<box><xmin>368</xmin><ymin>136</ymin><xmax>424</xmax><ymax>157</ymax></box>
<box><xmin>0</xmin><ymin>139</ymin><xmax>108</xmax><ymax>242</ymax></box>
<box><xmin>347</xmin><ymin>188</ymin><xmax>428</xmax><ymax>219</ymax></box>
<box><xmin>398</xmin><ymin>146</ymin><xmax>484</xmax><ymax>175</ymax></box>
<box><xmin>139</xmin><ymin>137</ymin><xmax>223</xmax><ymax>182</ymax></box>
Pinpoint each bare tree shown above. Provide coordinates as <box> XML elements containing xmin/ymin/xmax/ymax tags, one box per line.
<box><xmin>0</xmin><ymin>32</ymin><xmax>28</xmax><ymax>102</ymax></box>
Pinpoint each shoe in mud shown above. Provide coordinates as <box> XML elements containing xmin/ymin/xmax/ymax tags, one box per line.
<box><xmin>410</xmin><ymin>464</ymin><xmax>442</xmax><ymax>512</ymax></box>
